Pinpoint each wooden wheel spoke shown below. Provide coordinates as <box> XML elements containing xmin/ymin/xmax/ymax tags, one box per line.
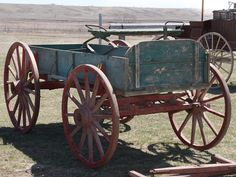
<box><xmin>200</xmin><ymin>75</ymin><xmax>217</xmax><ymax>99</ymax></box>
<box><xmin>203</xmin><ymin>106</ymin><xmax>225</xmax><ymax>118</ymax></box>
<box><xmin>197</xmin><ymin>114</ymin><xmax>207</xmax><ymax>145</ymax></box>
<box><xmin>24</xmin><ymin>88</ymin><xmax>35</xmax><ymax>95</ymax></box>
<box><xmin>215</xmin><ymin>36</ymin><xmax>221</xmax><ymax>50</ymax></box>
<box><xmin>211</xmin><ymin>34</ymin><xmax>214</xmax><ymax>50</ymax></box>
<box><xmin>93</xmin><ymin>114</ymin><xmax>112</xmax><ymax>122</ymax></box>
<box><xmin>22</xmin><ymin>94</ymin><xmax>31</xmax><ymax>124</ymax></box>
<box><xmin>21</xmin><ymin>49</ymin><xmax>26</xmax><ymax>77</ymax></box>
<box><xmin>202</xmin><ymin>113</ymin><xmax>218</xmax><ymax>136</ymax></box>
<box><xmin>84</xmin><ymin>70</ymin><xmax>90</xmax><ymax>100</ymax></box>
<box><xmin>12</xmin><ymin>56</ymin><xmax>19</xmax><ymax>75</ymax></box>
<box><xmin>214</xmin><ymin>63</ymin><xmax>230</xmax><ymax>74</ymax></box>
<box><xmin>8</xmin><ymin>65</ymin><xmax>18</xmax><ymax>79</ymax></box>
<box><xmin>16</xmin><ymin>47</ymin><xmax>22</xmax><ymax>78</ymax></box>
<box><xmin>93</xmin><ymin>122</ymin><xmax>110</xmax><ymax>142</ymax></box>
<box><xmin>12</xmin><ymin>96</ymin><xmax>19</xmax><ymax>115</ymax></box>
<box><xmin>25</xmin><ymin>100</ymin><xmax>32</xmax><ymax>123</ymax></box>
<box><xmin>25</xmin><ymin>93</ymin><xmax>35</xmax><ymax>112</ymax></box>
<box><xmin>178</xmin><ymin>112</ymin><xmax>193</xmax><ymax>133</ymax></box>
<box><xmin>202</xmin><ymin>94</ymin><xmax>224</xmax><ymax>103</ymax></box>
<box><xmin>92</xmin><ymin>93</ymin><xmax>108</xmax><ymax>113</ymax></box>
<box><xmin>78</xmin><ymin>128</ymin><xmax>87</xmax><ymax>152</ymax></box>
<box><xmin>191</xmin><ymin>115</ymin><xmax>197</xmax><ymax>145</ymax></box>
<box><xmin>70</xmin><ymin>125</ymin><xmax>82</xmax><ymax>137</ymax></box>
<box><xmin>90</xmin><ymin>74</ymin><xmax>100</xmax><ymax>106</ymax></box>
<box><xmin>73</xmin><ymin>76</ymin><xmax>85</xmax><ymax>103</ymax></box>
<box><xmin>17</xmin><ymin>103</ymin><xmax>23</xmax><ymax>127</ymax></box>
<box><xmin>214</xmin><ymin>44</ymin><xmax>227</xmax><ymax>57</ymax></box>
<box><xmin>66</xmin><ymin>112</ymin><xmax>74</xmax><ymax>117</ymax></box>
<box><xmin>186</xmin><ymin>90</ymin><xmax>194</xmax><ymax>99</ymax></box>
<box><xmin>87</xmin><ymin>129</ymin><xmax>94</xmax><ymax>162</ymax></box>
<box><xmin>7</xmin><ymin>92</ymin><xmax>17</xmax><ymax>103</ymax></box>
<box><xmin>22</xmin><ymin>103</ymin><xmax>27</xmax><ymax>128</ymax></box>
<box><xmin>91</xmin><ymin>126</ymin><xmax>104</xmax><ymax>158</ymax></box>
<box><xmin>204</xmin><ymin>37</ymin><xmax>210</xmax><ymax>50</ymax></box>
<box><xmin>193</xmin><ymin>90</ymin><xmax>200</xmax><ymax>102</ymax></box>
<box><xmin>68</xmin><ymin>92</ymin><xmax>81</xmax><ymax>108</ymax></box>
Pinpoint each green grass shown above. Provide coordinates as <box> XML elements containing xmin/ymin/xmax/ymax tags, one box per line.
<box><xmin>0</xmin><ymin>32</ymin><xmax>236</xmax><ymax>177</ymax></box>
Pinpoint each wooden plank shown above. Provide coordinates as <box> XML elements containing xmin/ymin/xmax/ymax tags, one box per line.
<box><xmin>150</xmin><ymin>164</ymin><xmax>236</xmax><ymax>175</ymax></box>
<box><xmin>128</xmin><ymin>171</ymin><xmax>147</xmax><ymax>177</ymax></box>
<box><xmin>211</xmin><ymin>154</ymin><xmax>236</xmax><ymax>164</ymax></box>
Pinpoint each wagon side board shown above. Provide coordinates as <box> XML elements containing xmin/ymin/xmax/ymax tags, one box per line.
<box><xmin>30</xmin><ymin>40</ymin><xmax>209</xmax><ymax>97</ymax></box>
<box><xmin>122</xmin><ymin>39</ymin><xmax>209</xmax><ymax>96</ymax></box>
<box><xmin>30</xmin><ymin>44</ymin><xmax>130</xmax><ymax>92</ymax></box>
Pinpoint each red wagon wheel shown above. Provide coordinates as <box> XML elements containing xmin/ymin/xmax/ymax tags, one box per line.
<box><xmin>111</xmin><ymin>39</ymin><xmax>131</xmax><ymax>47</ymax></box>
<box><xmin>198</xmin><ymin>32</ymin><xmax>234</xmax><ymax>82</ymax></box>
<box><xmin>169</xmin><ymin>64</ymin><xmax>231</xmax><ymax>150</ymax></box>
<box><xmin>4</xmin><ymin>42</ymin><xmax>40</xmax><ymax>133</ymax></box>
<box><xmin>62</xmin><ymin>64</ymin><xmax>120</xmax><ymax>168</ymax></box>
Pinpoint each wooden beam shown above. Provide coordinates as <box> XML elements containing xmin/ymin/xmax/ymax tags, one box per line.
<box><xmin>128</xmin><ymin>171</ymin><xmax>147</xmax><ymax>177</ymax></box>
<box><xmin>150</xmin><ymin>164</ymin><xmax>236</xmax><ymax>175</ymax></box>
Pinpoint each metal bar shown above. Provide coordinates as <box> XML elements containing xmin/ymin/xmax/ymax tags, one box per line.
<box><xmin>135</xmin><ymin>44</ymin><xmax>140</xmax><ymax>88</ymax></box>
<box><xmin>98</xmin><ymin>13</ymin><xmax>102</xmax><ymax>44</ymax></box>
<box><xmin>201</xmin><ymin>0</ymin><xmax>204</xmax><ymax>21</ymax></box>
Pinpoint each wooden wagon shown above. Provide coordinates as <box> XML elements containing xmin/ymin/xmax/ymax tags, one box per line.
<box><xmin>4</xmin><ymin>27</ymin><xmax>231</xmax><ymax>168</ymax></box>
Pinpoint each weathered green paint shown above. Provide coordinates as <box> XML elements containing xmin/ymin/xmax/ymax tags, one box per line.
<box><xmin>88</xmin><ymin>28</ymin><xmax>183</xmax><ymax>39</ymax></box>
<box><xmin>125</xmin><ymin>40</ymin><xmax>209</xmax><ymax>95</ymax></box>
<box><xmin>30</xmin><ymin>39</ymin><xmax>208</xmax><ymax>97</ymax></box>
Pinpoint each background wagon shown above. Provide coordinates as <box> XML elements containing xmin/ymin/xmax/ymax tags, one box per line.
<box><xmin>4</xmin><ymin>27</ymin><xmax>231</xmax><ymax>168</ymax></box>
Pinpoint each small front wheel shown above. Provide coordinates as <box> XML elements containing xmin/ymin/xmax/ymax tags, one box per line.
<box><xmin>62</xmin><ymin>64</ymin><xmax>120</xmax><ymax>168</ymax></box>
<box><xmin>4</xmin><ymin>42</ymin><xmax>40</xmax><ymax>133</ymax></box>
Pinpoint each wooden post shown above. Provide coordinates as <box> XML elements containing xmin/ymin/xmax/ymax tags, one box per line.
<box><xmin>99</xmin><ymin>13</ymin><xmax>102</xmax><ymax>44</ymax></box>
<box><xmin>201</xmin><ymin>0</ymin><xmax>204</xmax><ymax>21</ymax></box>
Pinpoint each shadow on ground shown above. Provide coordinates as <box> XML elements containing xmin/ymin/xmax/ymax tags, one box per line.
<box><xmin>0</xmin><ymin>123</ymin><xmax>212</xmax><ymax>177</ymax></box>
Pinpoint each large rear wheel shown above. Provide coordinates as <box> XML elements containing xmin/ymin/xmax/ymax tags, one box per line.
<box><xmin>198</xmin><ymin>32</ymin><xmax>234</xmax><ymax>82</ymax></box>
<box><xmin>169</xmin><ymin>64</ymin><xmax>231</xmax><ymax>150</ymax></box>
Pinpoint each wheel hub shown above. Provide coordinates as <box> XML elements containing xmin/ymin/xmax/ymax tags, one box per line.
<box><xmin>74</xmin><ymin>106</ymin><xmax>92</xmax><ymax>128</ymax></box>
<box><xmin>12</xmin><ymin>80</ymin><xmax>25</xmax><ymax>94</ymax></box>
<box><xmin>192</xmin><ymin>102</ymin><xmax>205</xmax><ymax>113</ymax></box>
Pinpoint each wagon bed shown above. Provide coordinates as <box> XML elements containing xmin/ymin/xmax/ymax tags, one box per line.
<box><xmin>30</xmin><ymin>39</ymin><xmax>208</xmax><ymax>96</ymax></box>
